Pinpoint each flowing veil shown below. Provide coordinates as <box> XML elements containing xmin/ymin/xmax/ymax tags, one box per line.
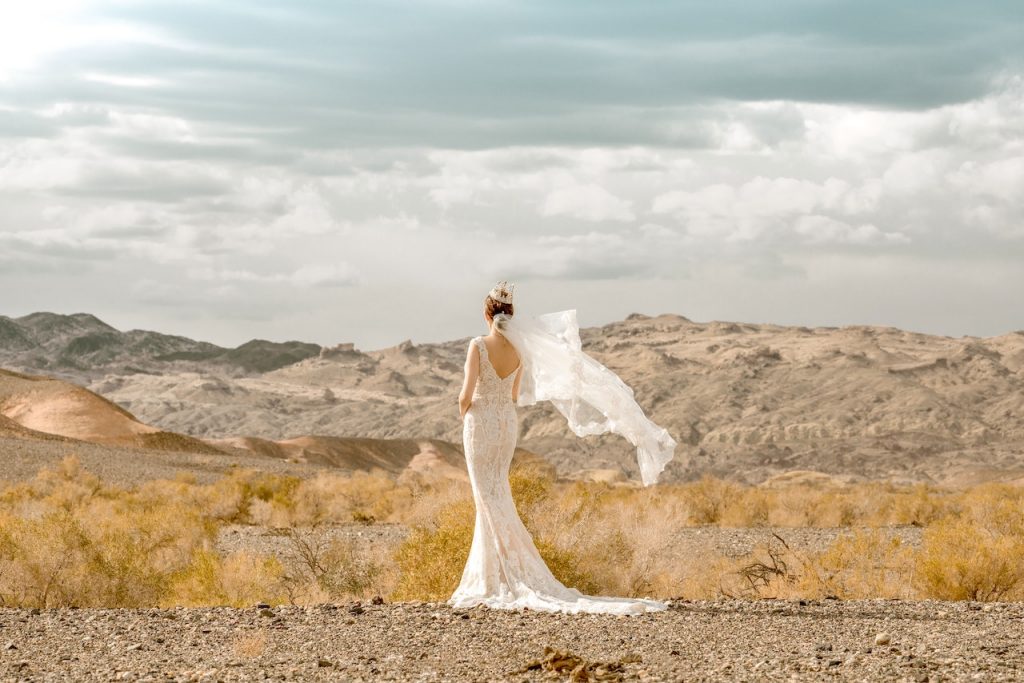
<box><xmin>492</xmin><ymin>310</ymin><xmax>676</xmax><ymax>486</ymax></box>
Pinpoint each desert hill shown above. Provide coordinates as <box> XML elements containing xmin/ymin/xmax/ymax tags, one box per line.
<box><xmin>0</xmin><ymin>368</ymin><xmax>222</xmax><ymax>453</ymax></box>
<box><xmin>4</xmin><ymin>312</ymin><xmax>1024</xmax><ymax>486</ymax></box>
<box><xmin>0</xmin><ymin>312</ymin><xmax>320</xmax><ymax>380</ymax></box>
<box><xmin>0</xmin><ymin>367</ymin><xmax>481</xmax><ymax>480</ymax></box>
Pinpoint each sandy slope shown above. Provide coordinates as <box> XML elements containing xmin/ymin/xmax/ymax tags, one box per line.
<box><xmin>0</xmin><ymin>370</ymin><xmax>481</xmax><ymax>480</ymax></box>
<box><xmin>0</xmin><ymin>369</ymin><xmax>224</xmax><ymax>455</ymax></box>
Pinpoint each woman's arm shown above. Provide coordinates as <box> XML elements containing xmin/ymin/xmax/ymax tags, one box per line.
<box><xmin>511</xmin><ymin>364</ymin><xmax>524</xmax><ymax>403</ymax></box>
<box><xmin>458</xmin><ymin>341</ymin><xmax>480</xmax><ymax>419</ymax></box>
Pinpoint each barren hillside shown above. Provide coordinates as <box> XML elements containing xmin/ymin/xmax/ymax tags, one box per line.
<box><xmin>4</xmin><ymin>312</ymin><xmax>1024</xmax><ymax>485</ymax></box>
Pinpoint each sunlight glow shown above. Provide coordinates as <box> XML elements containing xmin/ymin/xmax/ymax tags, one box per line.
<box><xmin>0</xmin><ymin>1</ymin><xmax>159</xmax><ymax>82</ymax></box>
<box><xmin>0</xmin><ymin>1</ymin><xmax>90</xmax><ymax>80</ymax></box>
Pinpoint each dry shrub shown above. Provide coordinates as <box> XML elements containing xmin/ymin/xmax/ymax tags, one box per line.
<box><xmin>4</xmin><ymin>456</ymin><xmax>1024</xmax><ymax>606</ymax></box>
<box><xmin>0</xmin><ymin>458</ymin><xmax>214</xmax><ymax>608</ymax></box>
<box><xmin>675</xmin><ymin>551</ymin><xmax>737</xmax><ymax>599</ymax></box>
<box><xmin>914</xmin><ymin>514</ymin><xmax>1024</xmax><ymax>601</ymax></box>
<box><xmin>278</xmin><ymin>527</ymin><xmax>387</xmax><ymax>603</ymax></box>
<box><xmin>682</xmin><ymin>476</ymin><xmax>744</xmax><ymax>525</ymax></box>
<box><xmin>289</xmin><ymin>471</ymin><xmax>410</xmax><ymax>526</ymax></box>
<box><xmin>913</xmin><ymin>483</ymin><xmax>1024</xmax><ymax>601</ymax></box>
<box><xmin>717</xmin><ymin>535</ymin><xmax>804</xmax><ymax>599</ymax></box>
<box><xmin>885</xmin><ymin>483</ymin><xmax>954</xmax><ymax>527</ymax></box>
<box><xmin>169</xmin><ymin>550</ymin><xmax>286</xmax><ymax>607</ymax></box>
<box><xmin>720</xmin><ymin>487</ymin><xmax>772</xmax><ymax>527</ymax></box>
<box><xmin>390</xmin><ymin>498</ymin><xmax>475</xmax><ymax>601</ymax></box>
<box><xmin>201</xmin><ymin>470</ymin><xmax>302</xmax><ymax>524</ymax></box>
<box><xmin>810</xmin><ymin>529</ymin><xmax>915</xmax><ymax>599</ymax></box>
<box><xmin>769</xmin><ymin>487</ymin><xmax>847</xmax><ymax>527</ymax></box>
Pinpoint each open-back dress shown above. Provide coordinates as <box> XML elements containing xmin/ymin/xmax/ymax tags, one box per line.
<box><xmin>447</xmin><ymin>335</ymin><xmax>668</xmax><ymax>615</ymax></box>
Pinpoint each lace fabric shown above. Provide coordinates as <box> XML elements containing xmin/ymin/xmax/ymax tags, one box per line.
<box><xmin>448</xmin><ymin>336</ymin><xmax>668</xmax><ymax>615</ymax></box>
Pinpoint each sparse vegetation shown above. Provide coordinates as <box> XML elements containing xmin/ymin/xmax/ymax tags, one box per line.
<box><xmin>1</xmin><ymin>455</ymin><xmax>1021</xmax><ymax>607</ymax></box>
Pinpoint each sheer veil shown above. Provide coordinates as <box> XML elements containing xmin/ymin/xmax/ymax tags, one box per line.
<box><xmin>492</xmin><ymin>310</ymin><xmax>676</xmax><ymax>486</ymax></box>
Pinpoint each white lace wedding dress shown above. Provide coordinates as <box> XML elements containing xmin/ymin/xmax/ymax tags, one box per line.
<box><xmin>447</xmin><ymin>335</ymin><xmax>668</xmax><ymax>615</ymax></box>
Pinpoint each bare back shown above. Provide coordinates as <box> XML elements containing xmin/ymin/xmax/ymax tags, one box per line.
<box><xmin>481</xmin><ymin>333</ymin><xmax>520</xmax><ymax>380</ymax></box>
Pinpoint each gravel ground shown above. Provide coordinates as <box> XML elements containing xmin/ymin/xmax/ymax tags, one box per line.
<box><xmin>2</xmin><ymin>600</ymin><xmax>1022</xmax><ymax>682</ymax></box>
<box><xmin>0</xmin><ymin>436</ymin><xmax>327</xmax><ymax>487</ymax></box>
<box><xmin>214</xmin><ymin>523</ymin><xmax>924</xmax><ymax>564</ymax></box>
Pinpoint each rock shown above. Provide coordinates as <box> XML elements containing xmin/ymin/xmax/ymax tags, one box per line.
<box><xmin>875</xmin><ymin>632</ymin><xmax>891</xmax><ymax>645</ymax></box>
<box><xmin>317</xmin><ymin>658</ymin><xmax>333</xmax><ymax>668</ymax></box>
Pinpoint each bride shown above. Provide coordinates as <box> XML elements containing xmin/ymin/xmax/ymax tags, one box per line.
<box><xmin>448</xmin><ymin>281</ymin><xmax>678</xmax><ymax>615</ymax></box>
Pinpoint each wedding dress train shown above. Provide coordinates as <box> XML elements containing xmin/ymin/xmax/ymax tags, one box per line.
<box><xmin>447</xmin><ymin>335</ymin><xmax>668</xmax><ymax>615</ymax></box>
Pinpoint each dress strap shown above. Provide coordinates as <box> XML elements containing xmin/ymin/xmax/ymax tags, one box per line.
<box><xmin>475</xmin><ymin>336</ymin><xmax>488</xmax><ymax>363</ymax></box>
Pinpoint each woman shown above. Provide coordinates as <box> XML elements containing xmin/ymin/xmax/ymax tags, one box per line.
<box><xmin>448</xmin><ymin>281</ymin><xmax>677</xmax><ymax>615</ymax></box>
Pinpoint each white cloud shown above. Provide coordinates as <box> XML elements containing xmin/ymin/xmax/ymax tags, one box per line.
<box><xmin>540</xmin><ymin>184</ymin><xmax>635</xmax><ymax>222</ymax></box>
<box><xmin>651</xmin><ymin>176</ymin><xmax>896</xmax><ymax>244</ymax></box>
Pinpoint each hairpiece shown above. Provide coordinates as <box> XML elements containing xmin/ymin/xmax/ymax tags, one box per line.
<box><xmin>488</xmin><ymin>280</ymin><xmax>515</xmax><ymax>304</ymax></box>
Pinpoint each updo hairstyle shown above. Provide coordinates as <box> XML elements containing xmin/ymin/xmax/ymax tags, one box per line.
<box><xmin>484</xmin><ymin>295</ymin><xmax>514</xmax><ymax>319</ymax></box>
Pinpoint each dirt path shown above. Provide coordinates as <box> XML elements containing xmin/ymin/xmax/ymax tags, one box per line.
<box><xmin>2</xmin><ymin>600</ymin><xmax>1021</xmax><ymax>681</ymax></box>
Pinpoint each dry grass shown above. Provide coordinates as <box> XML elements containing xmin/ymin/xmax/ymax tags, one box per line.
<box><xmin>1</xmin><ymin>455</ymin><xmax>1022</xmax><ymax>607</ymax></box>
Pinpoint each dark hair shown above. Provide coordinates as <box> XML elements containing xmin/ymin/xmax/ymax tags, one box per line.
<box><xmin>484</xmin><ymin>295</ymin><xmax>513</xmax><ymax>319</ymax></box>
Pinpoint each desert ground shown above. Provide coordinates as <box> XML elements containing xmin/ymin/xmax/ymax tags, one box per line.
<box><xmin>3</xmin><ymin>600</ymin><xmax>1023</xmax><ymax>682</ymax></box>
<box><xmin>2</xmin><ymin>311</ymin><xmax>1023</xmax><ymax>681</ymax></box>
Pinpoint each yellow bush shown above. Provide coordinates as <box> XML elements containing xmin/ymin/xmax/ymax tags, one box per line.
<box><xmin>290</xmin><ymin>470</ymin><xmax>408</xmax><ymax>526</ymax></box>
<box><xmin>914</xmin><ymin>516</ymin><xmax>1024</xmax><ymax>601</ymax></box>
<box><xmin>811</xmin><ymin>529</ymin><xmax>915</xmax><ymax>599</ymax></box>
<box><xmin>4</xmin><ymin>456</ymin><xmax>1024</xmax><ymax>606</ymax></box>
<box><xmin>201</xmin><ymin>470</ymin><xmax>303</xmax><ymax>524</ymax></box>
<box><xmin>683</xmin><ymin>475</ymin><xmax>742</xmax><ymax>525</ymax></box>
<box><xmin>390</xmin><ymin>498</ymin><xmax>475</xmax><ymax>601</ymax></box>
<box><xmin>168</xmin><ymin>550</ymin><xmax>287</xmax><ymax>607</ymax></box>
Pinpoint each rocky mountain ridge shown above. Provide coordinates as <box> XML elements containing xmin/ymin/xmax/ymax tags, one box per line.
<box><xmin>0</xmin><ymin>312</ymin><xmax>321</xmax><ymax>379</ymax></box>
<box><xmin>3</xmin><ymin>311</ymin><xmax>1024</xmax><ymax>486</ymax></box>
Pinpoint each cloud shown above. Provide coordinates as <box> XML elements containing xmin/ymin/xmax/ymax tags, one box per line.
<box><xmin>793</xmin><ymin>216</ymin><xmax>909</xmax><ymax>246</ymax></box>
<box><xmin>541</xmin><ymin>184</ymin><xmax>635</xmax><ymax>222</ymax></box>
<box><xmin>651</xmin><ymin>176</ymin><xmax>897</xmax><ymax>244</ymax></box>
<box><xmin>1</xmin><ymin>3</ymin><xmax>1023</xmax><ymax>346</ymax></box>
<box><xmin>188</xmin><ymin>263</ymin><xmax>359</xmax><ymax>288</ymax></box>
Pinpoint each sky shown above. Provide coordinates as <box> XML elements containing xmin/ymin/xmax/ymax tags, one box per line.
<box><xmin>1</xmin><ymin>1</ymin><xmax>1023</xmax><ymax>349</ymax></box>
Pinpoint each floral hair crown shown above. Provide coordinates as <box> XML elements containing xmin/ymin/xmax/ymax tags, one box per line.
<box><xmin>488</xmin><ymin>280</ymin><xmax>515</xmax><ymax>304</ymax></box>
